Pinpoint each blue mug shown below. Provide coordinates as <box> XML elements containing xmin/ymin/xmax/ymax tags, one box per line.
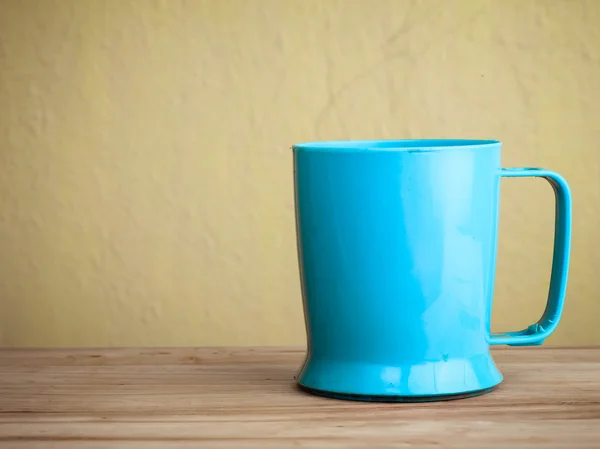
<box><xmin>292</xmin><ymin>139</ymin><xmax>571</xmax><ymax>401</ymax></box>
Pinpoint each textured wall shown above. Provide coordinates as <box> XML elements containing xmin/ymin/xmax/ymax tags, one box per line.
<box><xmin>0</xmin><ymin>0</ymin><xmax>598</xmax><ymax>347</ymax></box>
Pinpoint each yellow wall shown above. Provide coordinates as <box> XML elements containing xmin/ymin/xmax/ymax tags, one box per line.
<box><xmin>0</xmin><ymin>0</ymin><xmax>598</xmax><ymax>347</ymax></box>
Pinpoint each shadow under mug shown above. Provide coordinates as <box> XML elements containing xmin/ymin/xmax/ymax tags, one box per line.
<box><xmin>292</xmin><ymin>139</ymin><xmax>571</xmax><ymax>402</ymax></box>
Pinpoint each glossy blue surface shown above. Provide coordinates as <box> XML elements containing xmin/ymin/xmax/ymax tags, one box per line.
<box><xmin>292</xmin><ymin>139</ymin><xmax>571</xmax><ymax>400</ymax></box>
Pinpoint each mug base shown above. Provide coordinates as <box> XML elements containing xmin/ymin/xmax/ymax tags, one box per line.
<box><xmin>297</xmin><ymin>383</ymin><xmax>497</xmax><ymax>402</ymax></box>
<box><xmin>295</xmin><ymin>354</ymin><xmax>503</xmax><ymax>401</ymax></box>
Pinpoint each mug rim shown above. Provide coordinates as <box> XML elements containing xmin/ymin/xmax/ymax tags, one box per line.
<box><xmin>292</xmin><ymin>139</ymin><xmax>501</xmax><ymax>152</ymax></box>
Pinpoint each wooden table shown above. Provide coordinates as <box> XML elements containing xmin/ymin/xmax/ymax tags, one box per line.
<box><xmin>0</xmin><ymin>347</ymin><xmax>599</xmax><ymax>448</ymax></box>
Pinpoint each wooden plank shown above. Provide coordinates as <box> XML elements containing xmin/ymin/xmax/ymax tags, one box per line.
<box><xmin>0</xmin><ymin>347</ymin><xmax>599</xmax><ymax>448</ymax></box>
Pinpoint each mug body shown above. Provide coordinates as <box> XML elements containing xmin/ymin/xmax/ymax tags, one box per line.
<box><xmin>293</xmin><ymin>139</ymin><xmax>504</xmax><ymax>400</ymax></box>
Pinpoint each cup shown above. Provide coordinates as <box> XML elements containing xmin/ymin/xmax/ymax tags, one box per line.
<box><xmin>292</xmin><ymin>139</ymin><xmax>571</xmax><ymax>401</ymax></box>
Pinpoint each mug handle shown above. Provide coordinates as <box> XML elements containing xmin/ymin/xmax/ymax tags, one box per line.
<box><xmin>487</xmin><ymin>168</ymin><xmax>572</xmax><ymax>346</ymax></box>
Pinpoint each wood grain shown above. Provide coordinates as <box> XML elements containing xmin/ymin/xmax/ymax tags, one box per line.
<box><xmin>0</xmin><ymin>347</ymin><xmax>599</xmax><ymax>448</ymax></box>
